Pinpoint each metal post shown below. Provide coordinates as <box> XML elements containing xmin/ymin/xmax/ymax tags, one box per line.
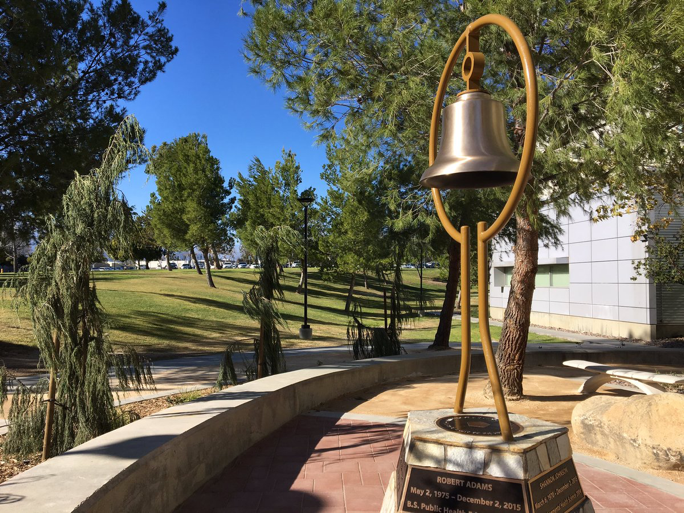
<box><xmin>454</xmin><ymin>226</ymin><xmax>471</xmax><ymax>414</ymax></box>
<box><xmin>303</xmin><ymin>204</ymin><xmax>309</xmax><ymax>328</ymax></box>
<box><xmin>478</xmin><ymin>222</ymin><xmax>513</xmax><ymax>441</ymax></box>
<box><xmin>298</xmin><ymin>195</ymin><xmax>313</xmax><ymax>340</ymax></box>
<box><xmin>42</xmin><ymin>332</ymin><xmax>60</xmax><ymax>461</ymax></box>
<box><xmin>419</xmin><ymin>244</ymin><xmax>424</xmax><ymax>315</ymax></box>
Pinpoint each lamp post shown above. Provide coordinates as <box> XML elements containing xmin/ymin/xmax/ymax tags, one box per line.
<box><xmin>420</xmin><ymin>14</ymin><xmax>538</xmax><ymax>442</ymax></box>
<box><xmin>298</xmin><ymin>193</ymin><xmax>314</xmax><ymax>340</ymax></box>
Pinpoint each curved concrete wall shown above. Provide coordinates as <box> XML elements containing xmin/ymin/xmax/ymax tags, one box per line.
<box><xmin>1</xmin><ymin>347</ymin><xmax>681</xmax><ymax>513</ymax></box>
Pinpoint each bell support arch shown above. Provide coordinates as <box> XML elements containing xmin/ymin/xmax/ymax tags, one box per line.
<box><xmin>427</xmin><ymin>14</ymin><xmax>539</xmax><ymax>441</ymax></box>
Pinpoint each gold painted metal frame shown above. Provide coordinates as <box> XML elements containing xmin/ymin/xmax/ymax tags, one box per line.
<box><xmin>428</xmin><ymin>14</ymin><xmax>538</xmax><ymax>441</ymax></box>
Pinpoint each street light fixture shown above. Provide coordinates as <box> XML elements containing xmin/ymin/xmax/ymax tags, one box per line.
<box><xmin>420</xmin><ymin>14</ymin><xmax>538</xmax><ymax>442</ymax></box>
<box><xmin>298</xmin><ymin>193</ymin><xmax>314</xmax><ymax>340</ymax></box>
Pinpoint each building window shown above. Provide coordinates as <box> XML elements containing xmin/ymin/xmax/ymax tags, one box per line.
<box><xmin>498</xmin><ymin>263</ymin><xmax>569</xmax><ymax>288</ymax></box>
<box><xmin>536</xmin><ymin>265</ymin><xmax>551</xmax><ymax>287</ymax></box>
<box><xmin>551</xmin><ymin>264</ymin><xmax>569</xmax><ymax>287</ymax></box>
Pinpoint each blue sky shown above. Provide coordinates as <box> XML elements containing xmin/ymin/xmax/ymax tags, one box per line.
<box><xmin>121</xmin><ymin>0</ymin><xmax>328</xmax><ymax>212</ymax></box>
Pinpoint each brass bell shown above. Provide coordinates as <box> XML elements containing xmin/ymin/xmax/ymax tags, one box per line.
<box><xmin>420</xmin><ymin>91</ymin><xmax>519</xmax><ymax>190</ymax></box>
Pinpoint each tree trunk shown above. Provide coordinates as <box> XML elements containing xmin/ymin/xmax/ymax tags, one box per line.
<box><xmin>495</xmin><ymin>206</ymin><xmax>539</xmax><ymax>400</ymax></box>
<box><xmin>202</xmin><ymin>248</ymin><xmax>216</xmax><ymax>288</ymax></box>
<box><xmin>417</xmin><ymin>265</ymin><xmax>423</xmax><ymax>313</ymax></box>
<box><xmin>364</xmin><ymin>271</ymin><xmax>369</xmax><ymax>289</ymax></box>
<box><xmin>165</xmin><ymin>250</ymin><xmax>172</xmax><ymax>271</ymax></box>
<box><xmin>344</xmin><ymin>273</ymin><xmax>356</xmax><ymax>313</ymax></box>
<box><xmin>390</xmin><ymin>286</ymin><xmax>396</xmax><ymax>328</ymax></box>
<box><xmin>257</xmin><ymin>321</ymin><xmax>265</xmax><ymax>379</ymax></box>
<box><xmin>145</xmin><ymin>260</ymin><xmax>150</xmax><ymax>270</ymax></box>
<box><xmin>190</xmin><ymin>247</ymin><xmax>202</xmax><ymax>275</ymax></box>
<box><xmin>296</xmin><ymin>269</ymin><xmax>304</xmax><ymax>294</ymax></box>
<box><xmin>211</xmin><ymin>245</ymin><xmax>222</xmax><ymax>269</ymax></box>
<box><xmin>12</xmin><ymin>237</ymin><xmax>18</xmax><ymax>273</ymax></box>
<box><xmin>384</xmin><ymin>289</ymin><xmax>388</xmax><ymax>330</ymax></box>
<box><xmin>429</xmin><ymin>239</ymin><xmax>460</xmax><ymax>349</ymax></box>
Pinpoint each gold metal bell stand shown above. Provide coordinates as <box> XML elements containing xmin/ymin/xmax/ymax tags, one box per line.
<box><xmin>421</xmin><ymin>14</ymin><xmax>539</xmax><ymax>442</ymax></box>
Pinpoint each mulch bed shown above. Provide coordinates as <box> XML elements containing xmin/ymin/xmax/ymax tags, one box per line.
<box><xmin>644</xmin><ymin>337</ymin><xmax>684</xmax><ymax>348</ymax></box>
<box><xmin>0</xmin><ymin>447</ymin><xmax>40</xmax><ymax>484</ymax></box>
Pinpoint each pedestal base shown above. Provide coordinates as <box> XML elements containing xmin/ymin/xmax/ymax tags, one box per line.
<box><xmin>299</xmin><ymin>326</ymin><xmax>312</xmax><ymax>340</ymax></box>
<box><xmin>381</xmin><ymin>408</ymin><xmax>594</xmax><ymax>513</ymax></box>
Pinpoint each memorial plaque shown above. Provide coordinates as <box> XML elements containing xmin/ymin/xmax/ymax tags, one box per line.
<box><xmin>528</xmin><ymin>458</ymin><xmax>585</xmax><ymax>513</ymax></box>
<box><xmin>400</xmin><ymin>466</ymin><xmax>529</xmax><ymax>513</ymax></box>
<box><xmin>436</xmin><ymin>415</ymin><xmax>524</xmax><ymax>436</ymax></box>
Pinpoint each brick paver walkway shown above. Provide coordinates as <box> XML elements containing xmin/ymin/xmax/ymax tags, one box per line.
<box><xmin>176</xmin><ymin>415</ymin><xmax>684</xmax><ymax>513</ymax></box>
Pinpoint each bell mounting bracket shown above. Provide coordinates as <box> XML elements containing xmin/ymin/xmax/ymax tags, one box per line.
<box><xmin>463</xmin><ymin>30</ymin><xmax>484</xmax><ymax>91</ymax></box>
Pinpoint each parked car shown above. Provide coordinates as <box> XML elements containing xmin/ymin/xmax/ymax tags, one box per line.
<box><xmin>237</xmin><ymin>263</ymin><xmax>248</xmax><ymax>269</ymax></box>
<box><xmin>181</xmin><ymin>263</ymin><xmax>191</xmax><ymax>269</ymax></box>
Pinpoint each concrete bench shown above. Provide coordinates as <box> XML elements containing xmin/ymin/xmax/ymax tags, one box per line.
<box><xmin>563</xmin><ymin>360</ymin><xmax>684</xmax><ymax>395</ymax></box>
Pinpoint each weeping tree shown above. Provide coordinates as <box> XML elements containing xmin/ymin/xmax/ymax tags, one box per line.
<box><xmin>246</xmin><ymin>226</ymin><xmax>300</xmax><ymax>378</ymax></box>
<box><xmin>347</xmin><ymin>248</ymin><xmax>412</xmax><ymax>359</ymax></box>
<box><xmin>217</xmin><ymin>225</ymin><xmax>298</xmax><ymax>382</ymax></box>
<box><xmin>1</xmin><ymin>117</ymin><xmax>154</xmax><ymax>460</ymax></box>
<box><xmin>216</xmin><ymin>343</ymin><xmax>244</xmax><ymax>389</ymax></box>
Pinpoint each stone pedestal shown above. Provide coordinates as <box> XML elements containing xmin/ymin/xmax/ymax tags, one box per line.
<box><xmin>381</xmin><ymin>408</ymin><xmax>594</xmax><ymax>513</ymax></box>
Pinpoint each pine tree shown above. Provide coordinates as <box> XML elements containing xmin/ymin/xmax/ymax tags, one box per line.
<box><xmin>0</xmin><ymin>0</ymin><xmax>177</xmax><ymax>244</ymax></box>
<box><xmin>131</xmin><ymin>208</ymin><xmax>163</xmax><ymax>269</ymax></box>
<box><xmin>146</xmin><ymin>134</ymin><xmax>234</xmax><ymax>287</ymax></box>
<box><xmin>232</xmin><ymin>149</ymin><xmax>312</xmax><ymax>280</ymax></box>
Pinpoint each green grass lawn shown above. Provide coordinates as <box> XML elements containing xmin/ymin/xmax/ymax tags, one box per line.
<box><xmin>0</xmin><ymin>268</ymin><xmax>569</xmax><ymax>357</ymax></box>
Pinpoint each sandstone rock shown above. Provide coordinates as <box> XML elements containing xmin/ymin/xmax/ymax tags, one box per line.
<box><xmin>572</xmin><ymin>393</ymin><xmax>684</xmax><ymax>470</ymax></box>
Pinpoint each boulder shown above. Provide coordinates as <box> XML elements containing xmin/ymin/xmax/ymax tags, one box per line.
<box><xmin>572</xmin><ymin>393</ymin><xmax>684</xmax><ymax>470</ymax></box>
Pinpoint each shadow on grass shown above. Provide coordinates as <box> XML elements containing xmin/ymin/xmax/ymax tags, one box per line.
<box><xmin>92</xmin><ymin>271</ymin><xmax>159</xmax><ymax>282</ymax></box>
<box><xmin>112</xmin><ymin>310</ymin><xmax>256</xmax><ymax>348</ymax></box>
<box><xmin>0</xmin><ymin>341</ymin><xmax>43</xmax><ymax>373</ymax></box>
<box><xmin>211</xmin><ymin>272</ymin><xmax>260</xmax><ymax>287</ymax></box>
<box><xmin>100</xmin><ymin>269</ymin><xmax>444</xmax><ymax>351</ymax></box>
<box><xmin>152</xmin><ymin>292</ymin><xmax>245</xmax><ymax>313</ymax></box>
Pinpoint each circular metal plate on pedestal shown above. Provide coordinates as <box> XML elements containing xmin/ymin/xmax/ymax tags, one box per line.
<box><xmin>435</xmin><ymin>415</ymin><xmax>524</xmax><ymax>436</ymax></box>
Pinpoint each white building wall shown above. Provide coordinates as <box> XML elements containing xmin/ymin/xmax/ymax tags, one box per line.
<box><xmin>490</xmin><ymin>199</ymin><xmax>656</xmax><ymax>335</ymax></box>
